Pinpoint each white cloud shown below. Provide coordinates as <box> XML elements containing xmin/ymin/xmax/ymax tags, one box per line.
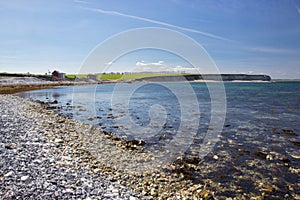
<box><xmin>134</xmin><ymin>61</ymin><xmax>198</xmax><ymax>73</ymax></box>
<box><xmin>174</xmin><ymin>65</ymin><xmax>199</xmax><ymax>73</ymax></box>
<box><xmin>135</xmin><ymin>61</ymin><xmax>146</xmax><ymax>66</ymax></box>
<box><xmin>136</xmin><ymin>60</ymin><xmax>164</xmax><ymax>67</ymax></box>
<box><xmin>81</xmin><ymin>7</ymin><xmax>230</xmax><ymax>41</ymax></box>
<box><xmin>134</xmin><ymin>60</ymin><xmax>172</xmax><ymax>72</ymax></box>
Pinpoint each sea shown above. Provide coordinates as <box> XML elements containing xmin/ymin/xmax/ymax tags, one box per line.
<box><xmin>17</xmin><ymin>81</ymin><xmax>300</xmax><ymax>198</ymax></box>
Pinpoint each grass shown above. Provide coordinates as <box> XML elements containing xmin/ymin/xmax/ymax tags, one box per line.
<box><xmin>65</xmin><ymin>74</ymin><xmax>88</xmax><ymax>79</ymax></box>
<box><xmin>98</xmin><ymin>73</ymin><xmax>123</xmax><ymax>80</ymax></box>
<box><xmin>99</xmin><ymin>73</ymin><xmax>189</xmax><ymax>80</ymax></box>
<box><xmin>66</xmin><ymin>73</ymin><xmax>186</xmax><ymax>81</ymax></box>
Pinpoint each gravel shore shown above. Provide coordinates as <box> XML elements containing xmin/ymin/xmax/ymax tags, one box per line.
<box><xmin>0</xmin><ymin>94</ymin><xmax>211</xmax><ymax>200</ymax></box>
<box><xmin>2</xmin><ymin>92</ymin><xmax>299</xmax><ymax>199</ymax></box>
<box><xmin>0</xmin><ymin>94</ymin><xmax>143</xmax><ymax>199</ymax></box>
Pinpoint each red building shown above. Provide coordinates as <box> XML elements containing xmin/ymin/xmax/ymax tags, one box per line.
<box><xmin>52</xmin><ymin>70</ymin><xmax>66</xmax><ymax>80</ymax></box>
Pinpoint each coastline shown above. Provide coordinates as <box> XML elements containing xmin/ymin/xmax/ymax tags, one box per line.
<box><xmin>5</xmin><ymin>74</ymin><xmax>300</xmax><ymax>94</ymax></box>
<box><xmin>1</xmin><ymin>78</ymin><xmax>300</xmax><ymax>199</ymax></box>
<box><xmin>0</xmin><ymin>94</ymin><xmax>214</xmax><ymax>199</ymax></box>
<box><xmin>0</xmin><ymin>77</ymin><xmax>119</xmax><ymax>94</ymax></box>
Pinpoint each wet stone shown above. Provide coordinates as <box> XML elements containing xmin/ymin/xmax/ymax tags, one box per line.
<box><xmin>278</xmin><ymin>129</ymin><xmax>297</xmax><ymax>136</ymax></box>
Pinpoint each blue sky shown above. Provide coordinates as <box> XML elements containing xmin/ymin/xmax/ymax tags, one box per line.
<box><xmin>0</xmin><ymin>0</ymin><xmax>300</xmax><ymax>78</ymax></box>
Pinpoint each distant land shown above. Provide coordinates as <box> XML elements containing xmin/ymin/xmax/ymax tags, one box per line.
<box><xmin>0</xmin><ymin>72</ymin><xmax>272</xmax><ymax>82</ymax></box>
<box><xmin>136</xmin><ymin>74</ymin><xmax>272</xmax><ymax>82</ymax></box>
<box><xmin>3</xmin><ymin>72</ymin><xmax>300</xmax><ymax>94</ymax></box>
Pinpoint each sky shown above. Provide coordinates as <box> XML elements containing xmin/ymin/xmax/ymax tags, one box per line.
<box><xmin>0</xmin><ymin>0</ymin><xmax>300</xmax><ymax>79</ymax></box>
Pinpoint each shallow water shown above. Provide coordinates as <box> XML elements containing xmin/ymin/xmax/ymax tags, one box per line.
<box><xmin>17</xmin><ymin>81</ymin><xmax>300</xmax><ymax>198</ymax></box>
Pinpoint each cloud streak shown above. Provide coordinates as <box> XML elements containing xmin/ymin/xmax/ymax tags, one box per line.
<box><xmin>74</xmin><ymin>0</ymin><xmax>89</xmax><ymax>4</ymax></box>
<box><xmin>249</xmin><ymin>46</ymin><xmax>295</xmax><ymax>54</ymax></box>
<box><xmin>0</xmin><ymin>55</ymin><xmax>17</xmax><ymax>60</ymax></box>
<box><xmin>296</xmin><ymin>5</ymin><xmax>300</xmax><ymax>14</ymax></box>
<box><xmin>81</xmin><ymin>7</ymin><xmax>230</xmax><ymax>41</ymax></box>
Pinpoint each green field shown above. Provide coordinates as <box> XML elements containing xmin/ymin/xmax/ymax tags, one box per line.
<box><xmin>65</xmin><ymin>74</ymin><xmax>88</xmax><ymax>79</ymax></box>
<box><xmin>98</xmin><ymin>73</ymin><xmax>185</xmax><ymax>80</ymax></box>
<box><xmin>66</xmin><ymin>73</ymin><xmax>186</xmax><ymax>81</ymax></box>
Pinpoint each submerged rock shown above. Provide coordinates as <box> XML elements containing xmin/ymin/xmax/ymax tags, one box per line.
<box><xmin>278</xmin><ymin>129</ymin><xmax>297</xmax><ymax>136</ymax></box>
<box><xmin>254</xmin><ymin>151</ymin><xmax>268</xmax><ymax>159</ymax></box>
<box><xmin>116</xmin><ymin>139</ymin><xmax>146</xmax><ymax>150</ymax></box>
<box><xmin>290</xmin><ymin>140</ymin><xmax>300</xmax><ymax>146</ymax></box>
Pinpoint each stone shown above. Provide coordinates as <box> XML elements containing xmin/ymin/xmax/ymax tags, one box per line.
<box><xmin>266</xmin><ymin>154</ymin><xmax>274</xmax><ymax>160</ymax></box>
<box><xmin>290</xmin><ymin>141</ymin><xmax>300</xmax><ymax>146</ymax></box>
<box><xmin>4</xmin><ymin>171</ymin><xmax>14</xmax><ymax>177</ymax></box>
<box><xmin>213</xmin><ymin>155</ymin><xmax>219</xmax><ymax>160</ymax></box>
<box><xmin>291</xmin><ymin>154</ymin><xmax>300</xmax><ymax>159</ymax></box>
<box><xmin>254</xmin><ymin>151</ymin><xmax>267</xmax><ymax>159</ymax></box>
<box><xmin>64</xmin><ymin>188</ymin><xmax>74</xmax><ymax>194</ymax></box>
<box><xmin>54</xmin><ymin>138</ymin><xmax>64</xmax><ymax>143</ymax></box>
<box><xmin>21</xmin><ymin>175</ymin><xmax>29</xmax><ymax>181</ymax></box>
<box><xmin>279</xmin><ymin>129</ymin><xmax>297</xmax><ymax>136</ymax></box>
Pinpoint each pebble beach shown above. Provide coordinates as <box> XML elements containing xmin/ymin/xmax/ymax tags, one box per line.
<box><xmin>0</xmin><ymin>94</ymin><xmax>143</xmax><ymax>199</ymax></box>
<box><xmin>0</xmin><ymin>94</ymin><xmax>213</xmax><ymax>200</ymax></box>
<box><xmin>0</xmin><ymin>78</ymin><xmax>217</xmax><ymax>200</ymax></box>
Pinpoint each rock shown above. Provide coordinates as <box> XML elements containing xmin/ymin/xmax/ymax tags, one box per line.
<box><xmin>291</xmin><ymin>154</ymin><xmax>300</xmax><ymax>159</ymax></box>
<box><xmin>290</xmin><ymin>141</ymin><xmax>300</xmax><ymax>146</ymax></box>
<box><xmin>266</xmin><ymin>154</ymin><xmax>274</xmax><ymax>160</ymax></box>
<box><xmin>158</xmin><ymin>135</ymin><xmax>166</xmax><ymax>140</ymax></box>
<box><xmin>150</xmin><ymin>188</ymin><xmax>158</xmax><ymax>197</ymax></box>
<box><xmin>63</xmin><ymin>188</ymin><xmax>74</xmax><ymax>194</ymax></box>
<box><xmin>279</xmin><ymin>129</ymin><xmax>297</xmax><ymax>136</ymax></box>
<box><xmin>57</xmin><ymin>161</ymin><xmax>72</xmax><ymax>166</ymax></box>
<box><xmin>182</xmin><ymin>156</ymin><xmax>201</xmax><ymax>164</ymax></box>
<box><xmin>4</xmin><ymin>143</ymin><xmax>15</xmax><ymax>149</ymax></box>
<box><xmin>278</xmin><ymin>157</ymin><xmax>290</xmax><ymax>163</ymax></box>
<box><xmin>117</xmin><ymin>139</ymin><xmax>146</xmax><ymax>150</ymax></box>
<box><xmin>21</xmin><ymin>175</ymin><xmax>29</xmax><ymax>181</ymax></box>
<box><xmin>238</xmin><ymin>149</ymin><xmax>250</xmax><ymax>154</ymax></box>
<box><xmin>289</xmin><ymin>167</ymin><xmax>300</xmax><ymax>174</ymax></box>
<box><xmin>111</xmin><ymin>189</ymin><xmax>119</xmax><ymax>193</ymax></box>
<box><xmin>88</xmin><ymin>117</ymin><xmax>94</xmax><ymax>121</ymax></box>
<box><xmin>49</xmin><ymin>100</ymin><xmax>58</xmax><ymax>104</ymax></box>
<box><xmin>4</xmin><ymin>171</ymin><xmax>14</xmax><ymax>177</ymax></box>
<box><xmin>57</xmin><ymin>119</ymin><xmax>65</xmax><ymax>123</ymax></box>
<box><xmin>54</xmin><ymin>138</ymin><xmax>64</xmax><ymax>143</ymax></box>
<box><xmin>213</xmin><ymin>155</ymin><xmax>219</xmax><ymax>160</ymax></box>
<box><xmin>129</xmin><ymin>196</ymin><xmax>138</xmax><ymax>200</ymax></box>
<box><xmin>254</xmin><ymin>151</ymin><xmax>267</xmax><ymax>159</ymax></box>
